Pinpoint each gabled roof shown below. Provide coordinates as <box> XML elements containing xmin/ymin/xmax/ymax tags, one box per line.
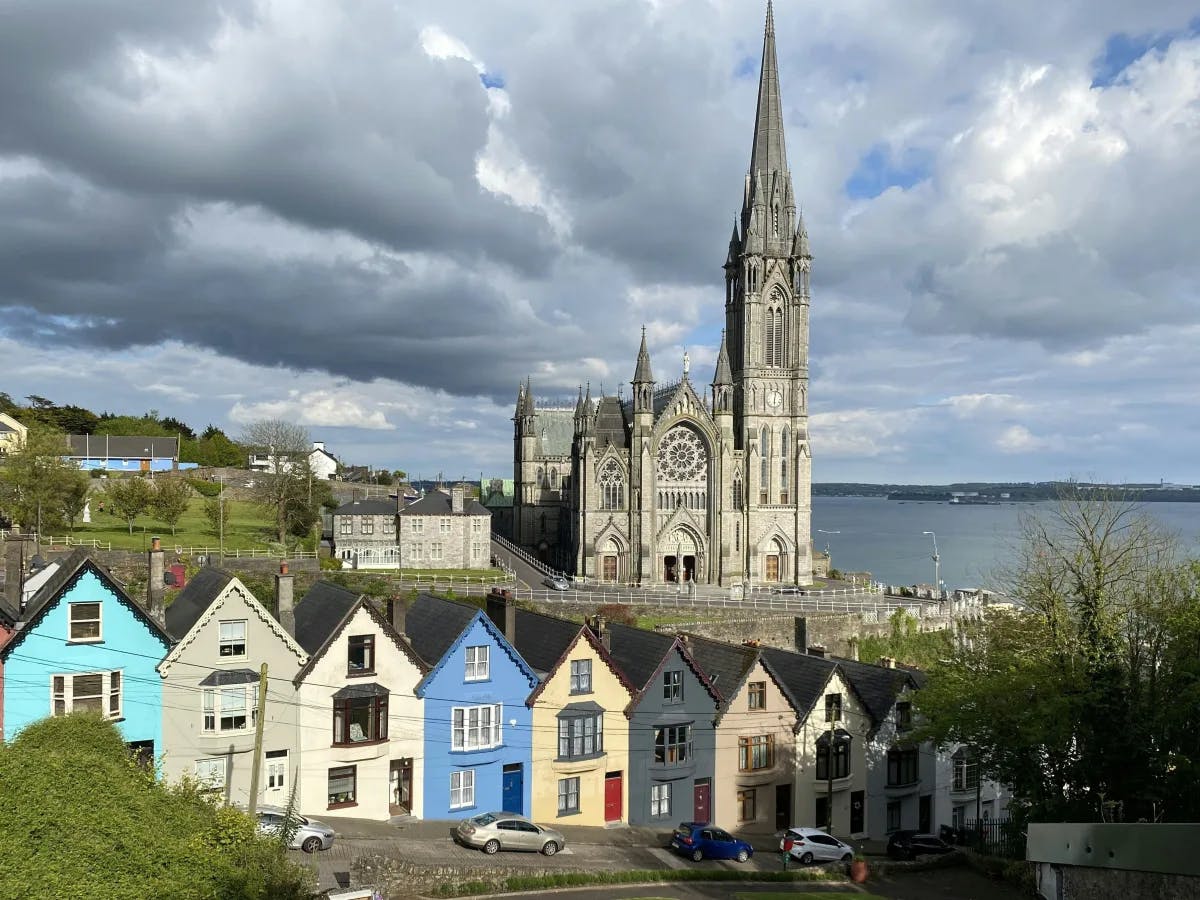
<box><xmin>334</xmin><ymin>499</ymin><xmax>398</xmax><ymax>516</ymax></box>
<box><xmin>2</xmin><ymin>549</ymin><xmax>171</xmax><ymax>659</ymax></box>
<box><xmin>398</xmin><ymin>489</ymin><xmax>489</xmax><ymax>517</ymax></box>
<box><xmin>759</xmin><ymin>646</ymin><xmax>839</xmax><ymax>720</ymax></box>
<box><xmin>831</xmin><ymin>656</ymin><xmax>917</xmax><ymax>726</ymax></box>
<box><xmin>524</xmin><ymin>624</ymin><xmax>639</xmax><ymax>707</ymax></box>
<box><xmin>65</xmin><ymin>435</ymin><xmax>179</xmax><ymax>459</ymax></box>
<box><xmin>292</xmin><ymin>582</ymin><xmax>425</xmax><ymax>685</ymax></box>
<box><xmin>682</xmin><ymin>634</ymin><xmax>759</xmax><ymax>708</ymax></box>
<box><xmin>602</xmin><ymin>623</ymin><xmax>721</xmax><ymax>714</ymax></box>
<box><xmin>593</xmin><ymin>396</ymin><xmax>630</xmax><ymax>449</ymax></box>
<box><xmin>531</xmin><ymin>408</ymin><xmax>575</xmax><ymax>457</ymax></box>
<box><xmin>507</xmin><ymin>607</ymin><xmax>584</xmax><ymax>676</ymax></box>
<box><xmin>165</xmin><ymin>567</ymin><xmax>235</xmax><ymax>640</ymax></box>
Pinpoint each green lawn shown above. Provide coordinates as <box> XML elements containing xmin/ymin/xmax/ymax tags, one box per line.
<box><xmin>636</xmin><ymin>613</ymin><xmax>701</xmax><ymax>629</ymax></box>
<box><xmin>391</xmin><ymin>567</ymin><xmax>508</xmax><ymax>580</ymax></box>
<box><xmin>54</xmin><ymin>495</ymin><xmax>274</xmax><ymax>552</ymax></box>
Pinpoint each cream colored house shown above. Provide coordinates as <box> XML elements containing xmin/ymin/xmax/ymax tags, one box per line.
<box><xmin>293</xmin><ymin>582</ymin><xmax>427</xmax><ymax>821</ymax></box>
<box><xmin>0</xmin><ymin>412</ymin><xmax>26</xmax><ymax>456</ymax></box>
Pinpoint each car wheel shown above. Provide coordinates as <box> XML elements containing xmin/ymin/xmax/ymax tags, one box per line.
<box><xmin>483</xmin><ymin>839</ymin><xmax>500</xmax><ymax>855</ymax></box>
<box><xmin>691</xmin><ymin>848</ymin><xmax>704</xmax><ymax>862</ymax></box>
<box><xmin>301</xmin><ymin>837</ymin><xmax>322</xmax><ymax>854</ymax></box>
<box><xmin>800</xmin><ymin>851</ymin><xmax>814</xmax><ymax>865</ymax></box>
<box><xmin>841</xmin><ymin>852</ymin><xmax>853</xmax><ymax>863</ymax></box>
<box><xmin>735</xmin><ymin>849</ymin><xmax>749</xmax><ymax>863</ymax></box>
<box><xmin>541</xmin><ymin>841</ymin><xmax>559</xmax><ymax>856</ymax></box>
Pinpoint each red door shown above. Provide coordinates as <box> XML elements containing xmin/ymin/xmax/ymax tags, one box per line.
<box><xmin>604</xmin><ymin>772</ymin><xmax>623</xmax><ymax>823</ymax></box>
<box><xmin>693</xmin><ymin>780</ymin><xmax>711</xmax><ymax>824</ymax></box>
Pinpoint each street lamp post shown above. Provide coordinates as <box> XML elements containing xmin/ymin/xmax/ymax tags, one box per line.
<box><xmin>922</xmin><ymin>530</ymin><xmax>940</xmax><ymax>598</ymax></box>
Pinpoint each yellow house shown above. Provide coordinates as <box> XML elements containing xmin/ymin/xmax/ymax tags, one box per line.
<box><xmin>0</xmin><ymin>412</ymin><xmax>27</xmax><ymax>456</ymax></box>
<box><xmin>507</xmin><ymin>607</ymin><xmax>636</xmax><ymax>827</ymax></box>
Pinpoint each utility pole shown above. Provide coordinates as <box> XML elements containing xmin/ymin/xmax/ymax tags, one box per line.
<box><xmin>247</xmin><ymin>663</ymin><xmax>269</xmax><ymax>817</ymax></box>
<box><xmin>826</xmin><ymin>726</ymin><xmax>836</xmax><ymax>832</ymax></box>
<box><xmin>923</xmin><ymin>530</ymin><xmax>940</xmax><ymax>597</ymax></box>
<box><xmin>218</xmin><ymin>473</ymin><xmax>225</xmax><ymax>559</ymax></box>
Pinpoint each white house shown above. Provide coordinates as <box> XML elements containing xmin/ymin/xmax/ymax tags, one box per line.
<box><xmin>248</xmin><ymin>441</ymin><xmax>339</xmax><ymax>480</ymax></box>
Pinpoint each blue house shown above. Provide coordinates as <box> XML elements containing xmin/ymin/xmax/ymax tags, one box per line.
<box><xmin>404</xmin><ymin>594</ymin><xmax>538</xmax><ymax>820</ymax></box>
<box><xmin>1</xmin><ymin>550</ymin><xmax>171</xmax><ymax>760</ymax></box>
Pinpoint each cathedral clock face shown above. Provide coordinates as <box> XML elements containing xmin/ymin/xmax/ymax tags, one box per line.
<box><xmin>657</xmin><ymin>427</ymin><xmax>707</xmax><ymax>481</ymax></box>
<box><xmin>767</xmin><ymin>390</ymin><xmax>783</xmax><ymax>410</ymax></box>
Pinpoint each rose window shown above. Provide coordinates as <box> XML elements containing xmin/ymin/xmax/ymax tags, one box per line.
<box><xmin>657</xmin><ymin>427</ymin><xmax>707</xmax><ymax>482</ymax></box>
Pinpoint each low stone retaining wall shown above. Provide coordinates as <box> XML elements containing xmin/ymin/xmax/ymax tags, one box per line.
<box><xmin>352</xmin><ymin>856</ymin><xmax>564</xmax><ymax>898</ymax></box>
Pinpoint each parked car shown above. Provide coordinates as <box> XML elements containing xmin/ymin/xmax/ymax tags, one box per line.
<box><xmin>670</xmin><ymin>822</ymin><xmax>754</xmax><ymax>862</ymax></box>
<box><xmin>887</xmin><ymin>830</ymin><xmax>955</xmax><ymax>860</ymax></box>
<box><xmin>779</xmin><ymin>826</ymin><xmax>855</xmax><ymax>864</ymax></box>
<box><xmin>454</xmin><ymin>812</ymin><xmax>566</xmax><ymax>856</ymax></box>
<box><xmin>542</xmin><ymin>575</ymin><xmax>570</xmax><ymax>591</ymax></box>
<box><xmin>255</xmin><ymin>806</ymin><xmax>336</xmax><ymax>853</ymax></box>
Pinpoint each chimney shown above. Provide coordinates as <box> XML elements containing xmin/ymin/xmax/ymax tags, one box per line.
<box><xmin>847</xmin><ymin>639</ymin><xmax>859</xmax><ymax>662</ymax></box>
<box><xmin>680</xmin><ymin>634</ymin><xmax>691</xmax><ymax>650</ymax></box>
<box><xmin>312</xmin><ymin>440</ymin><xmax>324</xmax><ymax>452</ymax></box>
<box><xmin>4</xmin><ymin>533</ymin><xmax>28</xmax><ymax>613</ymax></box>
<box><xmin>807</xmin><ymin>644</ymin><xmax>827</xmax><ymax>658</ymax></box>
<box><xmin>878</xmin><ymin>656</ymin><xmax>896</xmax><ymax>669</ymax></box>
<box><xmin>485</xmin><ymin>587</ymin><xmax>516</xmax><ymax>645</ymax></box>
<box><xmin>275</xmin><ymin>562</ymin><xmax>295</xmax><ymax>636</ymax></box>
<box><xmin>385</xmin><ymin>596</ymin><xmax>407</xmax><ymax>635</ymax></box>
<box><xmin>147</xmin><ymin>537</ymin><xmax>165</xmax><ymax>619</ymax></box>
<box><xmin>589</xmin><ymin>614</ymin><xmax>610</xmax><ymax>651</ymax></box>
<box><xmin>451</xmin><ymin>483</ymin><xmax>465</xmax><ymax>513</ymax></box>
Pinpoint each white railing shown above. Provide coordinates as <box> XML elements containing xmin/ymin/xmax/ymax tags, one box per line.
<box><xmin>33</xmin><ymin>534</ymin><xmax>114</xmax><ymax>551</ymax></box>
<box><xmin>170</xmin><ymin>546</ymin><xmax>319</xmax><ymax>560</ymax></box>
<box><xmin>489</xmin><ymin>533</ymin><xmax>565</xmax><ymax>579</ymax></box>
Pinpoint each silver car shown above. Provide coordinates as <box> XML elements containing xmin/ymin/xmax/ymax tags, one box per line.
<box><xmin>542</xmin><ymin>575</ymin><xmax>570</xmax><ymax>592</ymax></box>
<box><xmin>256</xmin><ymin>806</ymin><xmax>336</xmax><ymax>853</ymax></box>
<box><xmin>454</xmin><ymin>812</ymin><xmax>566</xmax><ymax>856</ymax></box>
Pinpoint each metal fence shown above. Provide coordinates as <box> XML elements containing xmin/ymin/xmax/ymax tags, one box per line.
<box><xmin>964</xmin><ymin>817</ymin><xmax>1023</xmax><ymax>859</ymax></box>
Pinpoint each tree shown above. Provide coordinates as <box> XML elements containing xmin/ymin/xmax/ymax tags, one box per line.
<box><xmin>151</xmin><ymin>478</ymin><xmax>192</xmax><ymax>535</ymax></box>
<box><xmin>158</xmin><ymin>416</ymin><xmax>196</xmax><ymax>441</ymax></box>
<box><xmin>202</xmin><ymin>493</ymin><xmax>225</xmax><ymax>538</ymax></box>
<box><xmin>0</xmin><ymin>714</ymin><xmax>313</xmax><ymax>899</ymax></box>
<box><xmin>105</xmin><ymin>477</ymin><xmax>154</xmax><ymax>535</ymax></box>
<box><xmin>60</xmin><ymin>469</ymin><xmax>92</xmax><ymax>532</ymax></box>
<box><xmin>95</xmin><ymin>414</ymin><xmax>171</xmax><ymax>437</ymax></box>
<box><xmin>241</xmin><ymin>419</ymin><xmax>319</xmax><ymax>543</ymax></box>
<box><xmin>0</xmin><ymin>422</ymin><xmax>79</xmax><ymax>532</ymax></box>
<box><xmin>915</xmin><ymin>484</ymin><xmax>1198</xmax><ymax>822</ymax></box>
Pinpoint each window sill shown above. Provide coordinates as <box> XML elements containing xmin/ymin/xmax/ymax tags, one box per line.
<box><xmin>555</xmin><ymin>751</ymin><xmax>606</xmax><ymax>764</ymax></box>
<box><xmin>568</xmin><ymin>689</ymin><xmax>593</xmax><ymax>696</ymax></box>
<box><xmin>450</xmin><ymin>745</ymin><xmax>504</xmax><ymax>755</ymax></box>
<box><xmin>326</xmin><ymin>801</ymin><xmax>358</xmax><ymax>811</ymax></box>
<box><xmin>345</xmin><ymin>670</ymin><xmax>377</xmax><ymax>678</ymax></box>
<box><xmin>66</xmin><ymin>638</ymin><xmax>104</xmax><ymax>645</ymax></box>
<box><xmin>557</xmin><ymin>808</ymin><xmax>581</xmax><ymax>818</ymax></box>
<box><xmin>463</xmin><ymin>677</ymin><xmax>492</xmax><ymax>684</ymax></box>
<box><xmin>332</xmin><ymin>738</ymin><xmax>387</xmax><ymax>749</ymax></box>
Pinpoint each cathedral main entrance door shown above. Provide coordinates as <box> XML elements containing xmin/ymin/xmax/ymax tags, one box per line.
<box><xmin>683</xmin><ymin>555</ymin><xmax>696</xmax><ymax>582</ymax></box>
<box><xmin>602</xmin><ymin>555</ymin><xmax>617</xmax><ymax>582</ymax></box>
<box><xmin>765</xmin><ymin>554</ymin><xmax>780</xmax><ymax>582</ymax></box>
<box><xmin>664</xmin><ymin>555</ymin><xmax>679</xmax><ymax>582</ymax></box>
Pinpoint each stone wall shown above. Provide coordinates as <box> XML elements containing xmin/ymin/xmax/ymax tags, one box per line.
<box><xmin>353</xmin><ymin>854</ymin><xmax>566</xmax><ymax>899</ymax></box>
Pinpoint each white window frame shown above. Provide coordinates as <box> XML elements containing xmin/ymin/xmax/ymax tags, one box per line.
<box><xmin>382</xmin><ymin>518</ymin><xmax>395</xmax><ymax>534</ymax></box>
<box><xmin>472</xmin><ymin>542</ymin><xmax>483</xmax><ymax>560</ymax></box>
<box><xmin>411</xmin><ymin>518</ymin><xmax>424</xmax><ymax>534</ymax></box>
<box><xmin>411</xmin><ymin>543</ymin><xmax>424</xmax><ymax>560</ymax></box>
<box><xmin>440</xmin><ymin>517</ymin><xmax>452</xmax><ymax>534</ymax></box>
<box><xmin>450</xmin><ymin>769</ymin><xmax>475</xmax><ymax>809</ymax></box>
<box><xmin>451</xmin><ymin>703</ymin><xmax>503</xmax><ymax>751</ymax></box>
<box><xmin>67</xmin><ymin>602</ymin><xmax>103</xmax><ymax>642</ymax></box>
<box><xmin>195</xmin><ymin>757</ymin><xmax>227</xmax><ymax>792</ymax></box>
<box><xmin>202</xmin><ymin>685</ymin><xmax>258</xmax><ymax>733</ymax></box>
<box><xmin>558</xmin><ymin>776</ymin><xmax>580</xmax><ymax>814</ymax></box>
<box><xmin>51</xmin><ymin>670</ymin><xmax>122</xmax><ymax>719</ymax></box>
<box><xmin>219</xmin><ymin>620</ymin><xmax>247</xmax><ymax>658</ymax></box>
<box><xmin>472</xmin><ymin>519</ymin><xmax>483</xmax><ymax>534</ymax></box>
<box><xmin>361</xmin><ymin>517</ymin><xmax>374</xmax><ymax>535</ymax></box>
<box><xmin>569</xmin><ymin>659</ymin><xmax>592</xmax><ymax>693</ymax></box>
<box><xmin>430</xmin><ymin>543</ymin><xmax>444</xmax><ymax>561</ymax></box>
<box><xmin>651</xmin><ymin>782</ymin><xmax>671</xmax><ymax>817</ymax></box>
<box><xmin>464</xmin><ymin>645</ymin><xmax>490</xmax><ymax>682</ymax></box>
<box><xmin>266</xmin><ymin>750</ymin><xmax>288</xmax><ymax>793</ymax></box>
<box><xmin>339</xmin><ymin>518</ymin><xmax>352</xmax><ymax>535</ymax></box>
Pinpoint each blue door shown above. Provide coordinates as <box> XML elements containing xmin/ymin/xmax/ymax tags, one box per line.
<box><xmin>502</xmin><ymin>763</ymin><xmax>524</xmax><ymax>814</ymax></box>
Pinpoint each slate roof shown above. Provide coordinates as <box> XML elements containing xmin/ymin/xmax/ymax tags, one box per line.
<box><xmin>604</xmin><ymin>622</ymin><xmax>680</xmax><ymax>690</ymax></box>
<box><xmin>531</xmin><ymin>407</ymin><xmax>574</xmax><ymax>457</ymax></box>
<box><xmin>506</xmin><ymin>607</ymin><xmax>584</xmax><ymax>676</ymax></box>
<box><xmin>404</xmin><ymin>593</ymin><xmax>481</xmax><ymax>667</ymax></box>
<box><xmin>831</xmin><ymin>656</ymin><xmax>915</xmax><ymax>726</ymax></box>
<box><xmin>293</xmin><ymin>580</ymin><xmax>363</xmax><ymax>655</ymax></box>
<box><xmin>683</xmin><ymin>634</ymin><xmax>759</xmax><ymax>707</ymax></box>
<box><xmin>398</xmin><ymin>489</ymin><xmax>490</xmax><ymax>517</ymax></box>
<box><xmin>760</xmin><ymin>646</ymin><xmax>838</xmax><ymax>719</ymax></box>
<box><xmin>593</xmin><ymin>397</ymin><xmax>630</xmax><ymax>449</ymax></box>
<box><xmin>66</xmin><ymin>434</ymin><xmax>179</xmax><ymax>460</ymax></box>
<box><xmin>0</xmin><ymin>595</ymin><xmax>17</xmax><ymax>627</ymax></box>
<box><xmin>165</xmin><ymin>567</ymin><xmax>235</xmax><ymax>640</ymax></box>
<box><xmin>334</xmin><ymin>499</ymin><xmax>398</xmax><ymax>516</ymax></box>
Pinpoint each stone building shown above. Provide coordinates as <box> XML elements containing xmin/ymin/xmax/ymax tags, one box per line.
<box><xmin>398</xmin><ymin>486</ymin><xmax>491</xmax><ymax>570</ymax></box>
<box><xmin>511</xmin><ymin>5</ymin><xmax>812</xmax><ymax>586</ymax></box>
<box><xmin>332</xmin><ymin>498</ymin><xmax>400</xmax><ymax>569</ymax></box>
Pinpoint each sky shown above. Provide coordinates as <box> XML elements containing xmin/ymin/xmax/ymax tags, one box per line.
<box><xmin>2</xmin><ymin>0</ymin><xmax>1199</xmax><ymax>485</ymax></box>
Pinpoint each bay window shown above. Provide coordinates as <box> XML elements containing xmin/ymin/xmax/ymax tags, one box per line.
<box><xmin>452</xmin><ymin>704</ymin><xmax>503</xmax><ymax>751</ymax></box>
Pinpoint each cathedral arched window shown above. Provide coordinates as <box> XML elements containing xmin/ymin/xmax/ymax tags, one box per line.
<box><xmin>733</xmin><ymin>473</ymin><xmax>744</xmax><ymax>510</ymax></box>
<box><xmin>780</xmin><ymin>427</ymin><xmax>789</xmax><ymax>505</ymax></box>
<box><xmin>735</xmin><ymin>520</ymin><xmax>741</xmax><ymax>552</ymax></box>
<box><xmin>772</xmin><ymin>205</ymin><xmax>780</xmax><ymax>236</ymax></box>
<box><xmin>599</xmin><ymin>459</ymin><xmax>623</xmax><ymax>510</ymax></box>
<box><xmin>760</xmin><ymin>427</ymin><xmax>770</xmax><ymax>504</ymax></box>
<box><xmin>551</xmin><ymin>468</ymin><xmax>559</xmax><ymax>490</ymax></box>
<box><xmin>536</xmin><ymin>467</ymin><xmax>544</xmax><ymax>489</ymax></box>
<box><xmin>765</xmin><ymin>308</ymin><xmax>776</xmax><ymax>367</ymax></box>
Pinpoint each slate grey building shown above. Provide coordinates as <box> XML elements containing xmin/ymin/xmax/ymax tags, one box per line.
<box><xmin>332</xmin><ymin>498</ymin><xmax>400</xmax><ymax>568</ymax></box>
<box><xmin>512</xmin><ymin>5</ymin><xmax>813</xmax><ymax>586</ymax></box>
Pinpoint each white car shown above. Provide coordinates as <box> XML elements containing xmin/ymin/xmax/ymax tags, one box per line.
<box><xmin>779</xmin><ymin>826</ymin><xmax>855</xmax><ymax>865</ymax></box>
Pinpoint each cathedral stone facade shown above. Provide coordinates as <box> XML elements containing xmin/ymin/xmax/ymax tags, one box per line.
<box><xmin>511</xmin><ymin>5</ymin><xmax>812</xmax><ymax>587</ymax></box>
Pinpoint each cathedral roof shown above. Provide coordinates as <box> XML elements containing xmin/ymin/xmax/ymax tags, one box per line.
<box><xmin>749</xmin><ymin>2</ymin><xmax>789</xmax><ymax>184</ymax></box>
<box><xmin>633</xmin><ymin>328</ymin><xmax>654</xmax><ymax>384</ymax></box>
<box><xmin>533</xmin><ymin>408</ymin><xmax>575</xmax><ymax>456</ymax></box>
<box><xmin>593</xmin><ymin>396</ymin><xmax>630</xmax><ymax>449</ymax></box>
<box><xmin>713</xmin><ymin>331</ymin><xmax>732</xmax><ymax>385</ymax></box>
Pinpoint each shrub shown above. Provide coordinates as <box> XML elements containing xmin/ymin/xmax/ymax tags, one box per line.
<box><xmin>594</xmin><ymin>603</ymin><xmax>637</xmax><ymax>626</ymax></box>
<box><xmin>187</xmin><ymin>478</ymin><xmax>223</xmax><ymax>498</ymax></box>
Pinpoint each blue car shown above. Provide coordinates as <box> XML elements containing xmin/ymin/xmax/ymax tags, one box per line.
<box><xmin>670</xmin><ymin>822</ymin><xmax>754</xmax><ymax>862</ymax></box>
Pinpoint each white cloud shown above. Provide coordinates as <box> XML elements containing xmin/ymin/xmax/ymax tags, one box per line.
<box><xmin>230</xmin><ymin>390</ymin><xmax>395</xmax><ymax>431</ymax></box>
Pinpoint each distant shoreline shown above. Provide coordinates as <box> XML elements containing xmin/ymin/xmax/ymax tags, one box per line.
<box><xmin>813</xmin><ymin>483</ymin><xmax>1200</xmax><ymax>503</ymax></box>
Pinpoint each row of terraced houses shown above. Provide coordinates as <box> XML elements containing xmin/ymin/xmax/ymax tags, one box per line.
<box><xmin>0</xmin><ymin>548</ymin><xmax>1005</xmax><ymax>838</ymax></box>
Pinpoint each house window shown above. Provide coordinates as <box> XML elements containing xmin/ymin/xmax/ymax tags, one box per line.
<box><xmin>411</xmin><ymin>519</ymin><xmax>424</xmax><ymax>534</ymax></box>
<box><xmin>952</xmin><ymin>751</ymin><xmax>979</xmax><ymax>791</ymax></box>
<box><xmin>340</xmin><ymin>518</ymin><xmax>353</xmax><ymax>535</ymax></box>
<box><xmin>653</xmin><ymin>724</ymin><xmax>692</xmax><ymax>764</ymax></box>
<box><xmin>202</xmin><ymin>685</ymin><xmax>257</xmax><ymax>732</ymax></box>
<box><xmin>382</xmin><ymin>518</ymin><xmax>395</xmax><ymax>534</ymax></box>
<box><xmin>328</xmin><ymin>765</ymin><xmax>357</xmax><ymax>807</ymax></box>
<box><xmin>558</xmin><ymin>777</ymin><xmax>581</xmax><ymax>815</ymax></box>
<box><xmin>411</xmin><ymin>543</ymin><xmax>423</xmax><ymax>561</ymax></box>
<box><xmin>737</xmin><ymin>789</ymin><xmax>757</xmax><ymax>822</ymax></box>
<box><xmin>51</xmin><ymin>671</ymin><xmax>123</xmax><ymax>719</ymax></box>
<box><xmin>887</xmin><ymin>748</ymin><xmax>920</xmax><ymax>787</ymax></box>
<box><xmin>472</xmin><ymin>519</ymin><xmax>483</xmax><ymax>534</ymax></box>
<box><xmin>348</xmin><ymin>635</ymin><xmax>375</xmax><ymax>674</ymax></box>
<box><xmin>663</xmin><ymin>670</ymin><xmax>683</xmax><ymax>703</ymax></box>
<box><xmin>361</xmin><ymin>517</ymin><xmax>374</xmax><ymax>535</ymax></box>
<box><xmin>440</xmin><ymin>518</ymin><xmax>452</xmax><ymax>534</ymax></box>
<box><xmin>816</xmin><ymin>729</ymin><xmax>851</xmax><ymax>780</ymax></box>
<box><xmin>738</xmin><ymin>734</ymin><xmax>775</xmax><ymax>771</ymax></box>
<box><xmin>569</xmin><ymin>659</ymin><xmax>592</xmax><ymax>694</ymax></box>
<box><xmin>748</xmin><ymin>681</ymin><xmax>766</xmax><ymax>710</ymax></box>
<box><xmin>67</xmin><ymin>602</ymin><xmax>102</xmax><ymax>642</ymax></box>
<box><xmin>472</xmin><ymin>542</ymin><xmax>484</xmax><ymax>560</ymax></box>
<box><xmin>430</xmin><ymin>543</ymin><xmax>444</xmax><ymax>561</ymax></box>
<box><xmin>450</xmin><ymin>769</ymin><xmax>475</xmax><ymax>810</ymax></box>
<box><xmin>887</xmin><ymin>800</ymin><xmax>902</xmax><ymax>832</ymax></box>
<box><xmin>896</xmin><ymin>701</ymin><xmax>913</xmax><ymax>732</ymax></box>
<box><xmin>825</xmin><ymin>692</ymin><xmax>842</xmax><ymax>723</ymax></box>
<box><xmin>464</xmin><ymin>646</ymin><xmax>490</xmax><ymax>681</ymax></box>
<box><xmin>333</xmin><ymin>693</ymin><xmax>388</xmax><ymax>745</ymax></box>
<box><xmin>195</xmin><ymin>757</ymin><xmax>227</xmax><ymax>792</ymax></box>
<box><xmin>219</xmin><ymin>621</ymin><xmax>247</xmax><ymax>657</ymax></box>
<box><xmin>557</xmin><ymin>714</ymin><xmax>604</xmax><ymax>759</ymax></box>
<box><xmin>452</xmin><ymin>704</ymin><xmax>503</xmax><ymax>751</ymax></box>
<box><xmin>650</xmin><ymin>783</ymin><xmax>672</xmax><ymax>817</ymax></box>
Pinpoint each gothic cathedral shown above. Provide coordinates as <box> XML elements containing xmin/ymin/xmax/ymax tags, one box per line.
<box><xmin>511</xmin><ymin>4</ymin><xmax>812</xmax><ymax>587</ymax></box>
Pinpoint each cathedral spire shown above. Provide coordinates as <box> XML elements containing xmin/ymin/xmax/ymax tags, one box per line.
<box><xmin>748</xmin><ymin>0</ymin><xmax>789</xmax><ymax>183</ymax></box>
<box><xmin>633</xmin><ymin>326</ymin><xmax>654</xmax><ymax>384</ymax></box>
<box><xmin>713</xmin><ymin>330</ymin><xmax>732</xmax><ymax>386</ymax></box>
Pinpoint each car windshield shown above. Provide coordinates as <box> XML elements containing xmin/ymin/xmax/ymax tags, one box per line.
<box><xmin>471</xmin><ymin>813</ymin><xmax>499</xmax><ymax>826</ymax></box>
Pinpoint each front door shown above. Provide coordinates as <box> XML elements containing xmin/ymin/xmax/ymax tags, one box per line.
<box><xmin>919</xmin><ymin>794</ymin><xmax>932</xmax><ymax>832</ymax></box>
<box><xmin>850</xmin><ymin>790</ymin><xmax>865</xmax><ymax>833</ymax></box>
<box><xmin>602</xmin><ymin>555</ymin><xmax>618</xmax><ymax>582</ymax></box>
<box><xmin>693</xmin><ymin>779</ymin><xmax>711</xmax><ymax>824</ymax></box>
<box><xmin>664</xmin><ymin>555</ymin><xmax>678</xmax><ymax>582</ymax></box>
<box><xmin>815</xmin><ymin>796</ymin><xmax>829</xmax><ymax>830</ymax></box>
<box><xmin>604</xmin><ymin>771</ymin><xmax>623</xmax><ymax>823</ymax></box>
<box><xmin>390</xmin><ymin>758</ymin><xmax>413</xmax><ymax>815</ymax></box>
<box><xmin>683</xmin><ymin>555</ymin><xmax>696</xmax><ymax>582</ymax></box>
<box><xmin>775</xmin><ymin>783</ymin><xmax>792</xmax><ymax>831</ymax></box>
<box><xmin>265</xmin><ymin>750</ymin><xmax>288</xmax><ymax>803</ymax></box>
<box><xmin>502</xmin><ymin>763</ymin><xmax>524</xmax><ymax>815</ymax></box>
<box><xmin>765</xmin><ymin>554</ymin><xmax>780</xmax><ymax>581</ymax></box>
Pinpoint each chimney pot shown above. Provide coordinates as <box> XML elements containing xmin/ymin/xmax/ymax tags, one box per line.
<box><xmin>151</xmin><ymin>536</ymin><xmax>161</xmax><ymax>552</ymax></box>
<box><xmin>280</xmin><ymin>561</ymin><xmax>289</xmax><ymax>576</ymax></box>
<box><xmin>878</xmin><ymin>656</ymin><xmax>896</xmax><ymax>669</ymax></box>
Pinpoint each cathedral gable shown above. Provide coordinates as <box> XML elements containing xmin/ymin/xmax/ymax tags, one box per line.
<box><xmin>650</xmin><ymin>379</ymin><xmax>718</xmax><ymax>445</ymax></box>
